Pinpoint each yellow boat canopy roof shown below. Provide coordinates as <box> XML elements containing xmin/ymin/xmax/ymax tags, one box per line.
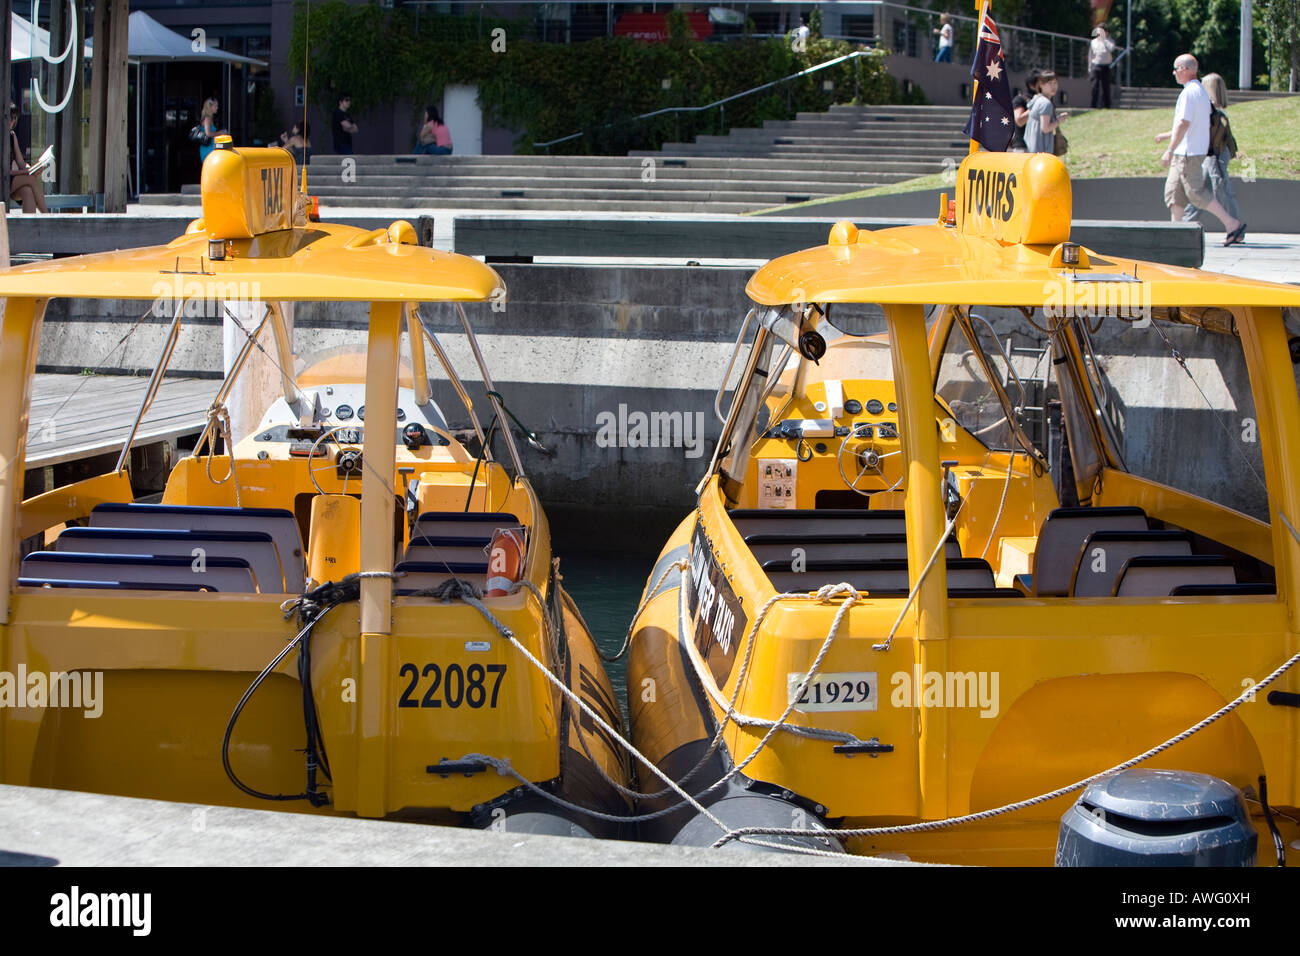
<box><xmin>0</xmin><ymin>145</ymin><xmax>503</xmax><ymax>304</ymax></box>
<box><xmin>746</xmin><ymin>152</ymin><xmax>1300</xmax><ymax>311</ymax></box>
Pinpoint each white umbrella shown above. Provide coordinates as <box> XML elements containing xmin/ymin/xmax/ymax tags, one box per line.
<box><xmin>11</xmin><ymin>12</ymin><xmax>91</xmax><ymax>62</ymax></box>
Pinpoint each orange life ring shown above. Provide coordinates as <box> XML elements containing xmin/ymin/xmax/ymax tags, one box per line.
<box><xmin>485</xmin><ymin>527</ymin><xmax>525</xmax><ymax>596</ymax></box>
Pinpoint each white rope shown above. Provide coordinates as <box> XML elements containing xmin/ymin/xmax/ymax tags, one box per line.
<box><xmin>715</xmin><ymin>642</ymin><xmax>1300</xmax><ymax>847</ymax></box>
<box><xmin>203</xmin><ymin>400</ymin><xmax>242</xmax><ymax>507</ymax></box>
<box><xmin>443</xmin><ymin>581</ymin><xmax>734</xmax><ymax>838</ymax></box>
<box><xmin>979</xmin><ymin>451</ymin><xmax>1017</xmax><ymax>561</ymax></box>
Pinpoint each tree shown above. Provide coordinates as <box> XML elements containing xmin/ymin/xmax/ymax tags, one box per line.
<box><xmin>1260</xmin><ymin>0</ymin><xmax>1300</xmax><ymax>89</ymax></box>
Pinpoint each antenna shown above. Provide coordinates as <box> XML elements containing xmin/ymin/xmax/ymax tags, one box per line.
<box><xmin>301</xmin><ymin>0</ymin><xmax>310</xmax><ymax>194</ymax></box>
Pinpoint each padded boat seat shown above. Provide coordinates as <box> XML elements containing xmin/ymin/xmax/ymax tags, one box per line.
<box><xmin>1169</xmin><ymin>582</ymin><xmax>1276</xmax><ymax>597</ymax></box>
<box><xmin>20</xmin><ymin>552</ymin><xmax>256</xmax><ymax>592</ymax></box>
<box><xmin>730</xmin><ymin>508</ymin><xmax>906</xmax><ymax>537</ymax></box>
<box><xmin>56</xmin><ymin>527</ymin><xmax>287</xmax><ymax>594</ymax></box>
<box><xmin>866</xmin><ymin>587</ymin><xmax>1024</xmax><ymax>599</ymax></box>
<box><xmin>746</xmin><ymin>532</ymin><xmax>961</xmax><ymax>565</ymax></box>
<box><xmin>1030</xmin><ymin>506</ymin><xmax>1149</xmax><ymax>596</ymax></box>
<box><xmin>410</xmin><ymin>512</ymin><xmax>523</xmax><ymax>545</ymax></box>
<box><xmin>1112</xmin><ymin>556</ymin><xmax>1236</xmax><ymax>597</ymax></box>
<box><xmin>764</xmin><ymin>557</ymin><xmax>994</xmax><ymax>594</ymax></box>
<box><xmin>405</xmin><ymin>536</ymin><xmax>493</xmax><ymax>565</ymax></box>
<box><xmin>19</xmin><ymin>578</ymin><xmax>215</xmax><ymax>592</ymax></box>
<box><xmin>1069</xmin><ymin>530</ymin><xmax>1193</xmax><ymax>597</ymax></box>
<box><xmin>90</xmin><ymin>503</ymin><xmax>305</xmax><ymax>592</ymax></box>
<box><xmin>394</xmin><ymin>560</ymin><xmax>489</xmax><ymax>595</ymax></box>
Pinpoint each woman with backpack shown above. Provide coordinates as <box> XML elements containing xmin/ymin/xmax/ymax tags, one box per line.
<box><xmin>1181</xmin><ymin>73</ymin><xmax>1241</xmax><ymax>230</ymax></box>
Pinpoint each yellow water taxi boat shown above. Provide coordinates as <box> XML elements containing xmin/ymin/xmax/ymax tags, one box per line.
<box><xmin>0</xmin><ymin>142</ymin><xmax>630</xmax><ymax>835</ymax></box>
<box><xmin>624</xmin><ymin>150</ymin><xmax>1300</xmax><ymax>864</ymax></box>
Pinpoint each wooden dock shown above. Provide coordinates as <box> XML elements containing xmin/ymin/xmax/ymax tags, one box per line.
<box><xmin>26</xmin><ymin>373</ymin><xmax>217</xmax><ymax>469</ymax></box>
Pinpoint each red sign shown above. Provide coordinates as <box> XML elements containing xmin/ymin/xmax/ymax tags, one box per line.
<box><xmin>613</xmin><ymin>12</ymin><xmax>714</xmax><ymax>43</ymax></box>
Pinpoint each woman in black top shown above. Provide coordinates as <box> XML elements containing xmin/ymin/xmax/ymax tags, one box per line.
<box><xmin>1009</xmin><ymin>70</ymin><xmax>1040</xmax><ymax>152</ymax></box>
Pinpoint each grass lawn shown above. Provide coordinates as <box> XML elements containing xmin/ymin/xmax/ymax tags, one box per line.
<box><xmin>1064</xmin><ymin>97</ymin><xmax>1300</xmax><ymax>180</ymax></box>
<box><xmin>758</xmin><ymin>96</ymin><xmax>1299</xmax><ymax>214</ymax></box>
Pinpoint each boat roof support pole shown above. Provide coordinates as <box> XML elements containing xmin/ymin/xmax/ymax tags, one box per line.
<box><xmin>404</xmin><ymin>302</ymin><xmax>432</xmax><ymax>409</ymax></box>
<box><xmin>355</xmin><ymin>299</ymin><xmax>401</xmax><ymax>817</ymax></box>
<box><xmin>115</xmin><ymin>300</ymin><xmax>183</xmax><ymax>475</ymax></box>
<box><xmin>0</xmin><ymin>297</ymin><xmax>48</xmax><ymax>623</ymax></box>
<box><xmin>1238</xmin><ymin>306</ymin><xmax>1300</xmax><ymax>636</ymax></box>
<box><xmin>456</xmin><ymin>303</ymin><xmax>525</xmax><ymax>479</ymax></box>
<box><xmin>410</xmin><ymin>305</ymin><xmax>488</xmax><ymax>453</ymax></box>
<box><xmin>886</xmin><ymin>301</ymin><xmax>951</xmax><ymax>821</ymax></box>
<box><xmin>269</xmin><ymin>302</ymin><xmax>297</xmax><ymax>413</ymax></box>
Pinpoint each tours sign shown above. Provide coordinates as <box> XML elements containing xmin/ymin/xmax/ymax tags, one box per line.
<box><xmin>955</xmin><ymin>152</ymin><xmax>1072</xmax><ymax>246</ymax></box>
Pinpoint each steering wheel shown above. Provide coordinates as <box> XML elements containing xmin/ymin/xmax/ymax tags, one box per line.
<box><xmin>836</xmin><ymin>422</ymin><xmax>903</xmax><ymax>496</ymax></box>
<box><xmin>309</xmin><ymin>425</ymin><xmax>365</xmax><ymax>496</ymax></box>
<box><xmin>307</xmin><ymin>423</ymin><xmax>476</xmax><ymax>496</ymax></box>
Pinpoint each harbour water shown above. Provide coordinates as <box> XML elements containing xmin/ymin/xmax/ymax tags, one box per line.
<box><xmin>553</xmin><ymin>546</ymin><xmax>661</xmax><ymax>720</ymax></box>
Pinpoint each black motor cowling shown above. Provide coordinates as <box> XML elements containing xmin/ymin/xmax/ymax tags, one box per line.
<box><xmin>1056</xmin><ymin>768</ymin><xmax>1256</xmax><ymax>867</ymax></box>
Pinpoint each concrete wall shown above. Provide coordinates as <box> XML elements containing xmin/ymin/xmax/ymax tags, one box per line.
<box><xmin>883</xmin><ymin>54</ymin><xmax>1089</xmax><ymax>108</ymax></box>
<box><xmin>34</xmin><ymin>264</ymin><xmax>1271</xmax><ymax>533</ymax></box>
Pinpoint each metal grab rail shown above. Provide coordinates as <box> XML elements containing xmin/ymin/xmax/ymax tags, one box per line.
<box><xmin>533</xmin><ymin>48</ymin><xmax>878</xmax><ymax>151</ymax></box>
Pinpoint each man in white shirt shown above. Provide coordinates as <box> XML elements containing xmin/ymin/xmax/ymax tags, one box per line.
<box><xmin>1158</xmin><ymin>54</ymin><xmax>1244</xmax><ymax>243</ymax></box>
<box><xmin>1089</xmin><ymin>26</ymin><xmax>1118</xmax><ymax>108</ymax></box>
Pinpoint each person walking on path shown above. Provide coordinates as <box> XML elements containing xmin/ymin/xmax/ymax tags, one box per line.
<box><xmin>1010</xmin><ymin>69</ymin><xmax>1041</xmax><ymax>152</ymax></box>
<box><xmin>1025</xmin><ymin>71</ymin><xmax>1067</xmax><ymax>154</ymax></box>
<box><xmin>934</xmin><ymin>14</ymin><xmax>954</xmax><ymax>63</ymax></box>
<box><xmin>1178</xmin><ymin>72</ymin><xmax>1241</xmax><ymax>227</ymax></box>
<box><xmin>1089</xmin><ymin>26</ymin><xmax>1119</xmax><ymax>108</ymax></box>
<box><xmin>413</xmin><ymin>106</ymin><xmax>453</xmax><ymax>155</ymax></box>
<box><xmin>1157</xmin><ymin>54</ymin><xmax>1244</xmax><ymax>245</ymax></box>
<box><xmin>197</xmin><ymin>96</ymin><xmax>221</xmax><ymax>165</ymax></box>
<box><xmin>332</xmin><ymin>94</ymin><xmax>358</xmax><ymax>154</ymax></box>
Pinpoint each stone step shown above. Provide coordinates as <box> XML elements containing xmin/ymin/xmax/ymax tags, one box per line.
<box><xmin>312</xmin><ymin>195</ymin><xmax>767</xmax><ymax>213</ymax></box>
<box><xmin>303</xmin><ymin>174</ymin><xmax>876</xmax><ymax>193</ymax></box>
<box><xmin>301</xmin><ymin>162</ymin><xmax>899</xmax><ymax>182</ymax></box>
<box><xmin>306</xmin><ymin>184</ymin><xmax>841</xmax><ymax>204</ymax></box>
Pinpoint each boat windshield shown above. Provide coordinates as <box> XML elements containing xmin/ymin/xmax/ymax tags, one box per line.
<box><xmin>1082</xmin><ymin>309</ymin><xmax>1267</xmax><ymax>520</ymax></box>
<box><xmin>935</xmin><ymin>308</ymin><xmax>1041</xmax><ymax>456</ymax></box>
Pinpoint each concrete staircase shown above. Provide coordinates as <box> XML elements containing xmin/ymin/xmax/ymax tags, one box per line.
<box><xmin>138</xmin><ymin>105</ymin><xmax>982</xmax><ymax>214</ymax></box>
<box><xmin>633</xmin><ymin>104</ymin><xmax>973</xmax><ymax>166</ymax></box>
<box><xmin>1115</xmin><ymin>86</ymin><xmax>1296</xmax><ymax>110</ymax></box>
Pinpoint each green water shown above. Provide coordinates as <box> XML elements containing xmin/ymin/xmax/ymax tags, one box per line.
<box><xmin>554</xmin><ymin>548</ymin><xmax>660</xmax><ymax>717</ymax></box>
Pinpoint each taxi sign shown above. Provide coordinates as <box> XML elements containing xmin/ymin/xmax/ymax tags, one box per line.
<box><xmin>955</xmin><ymin>151</ymin><xmax>1071</xmax><ymax>246</ymax></box>
<box><xmin>200</xmin><ymin>143</ymin><xmax>299</xmax><ymax>240</ymax></box>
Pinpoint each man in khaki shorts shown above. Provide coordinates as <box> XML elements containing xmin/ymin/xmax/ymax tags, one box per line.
<box><xmin>1156</xmin><ymin>54</ymin><xmax>1245</xmax><ymax>245</ymax></box>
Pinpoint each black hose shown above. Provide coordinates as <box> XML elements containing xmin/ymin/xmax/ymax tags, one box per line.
<box><xmin>1258</xmin><ymin>775</ymin><xmax>1287</xmax><ymax>867</ymax></box>
<box><xmin>221</xmin><ymin>575</ymin><xmax>362</xmax><ymax>805</ymax></box>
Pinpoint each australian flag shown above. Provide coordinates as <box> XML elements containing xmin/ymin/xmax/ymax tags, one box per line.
<box><xmin>961</xmin><ymin>11</ymin><xmax>1015</xmax><ymax>151</ymax></box>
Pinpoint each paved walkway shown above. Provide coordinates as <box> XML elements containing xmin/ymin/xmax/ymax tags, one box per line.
<box><xmin>0</xmin><ymin>784</ymin><xmax>897</xmax><ymax>867</ymax></box>
<box><xmin>1200</xmin><ymin>232</ymin><xmax>1300</xmax><ymax>285</ymax></box>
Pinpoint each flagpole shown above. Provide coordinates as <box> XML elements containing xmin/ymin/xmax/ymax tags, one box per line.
<box><xmin>969</xmin><ymin>0</ymin><xmax>991</xmax><ymax>155</ymax></box>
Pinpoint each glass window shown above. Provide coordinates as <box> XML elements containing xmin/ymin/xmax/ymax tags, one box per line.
<box><xmin>1094</xmin><ymin>311</ymin><xmax>1266</xmax><ymax>520</ymax></box>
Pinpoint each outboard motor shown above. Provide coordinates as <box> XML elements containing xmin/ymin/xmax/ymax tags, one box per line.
<box><xmin>1056</xmin><ymin>768</ymin><xmax>1256</xmax><ymax>866</ymax></box>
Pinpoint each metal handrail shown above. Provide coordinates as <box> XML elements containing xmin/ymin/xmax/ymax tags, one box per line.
<box><xmin>533</xmin><ymin>48</ymin><xmax>878</xmax><ymax>151</ymax></box>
